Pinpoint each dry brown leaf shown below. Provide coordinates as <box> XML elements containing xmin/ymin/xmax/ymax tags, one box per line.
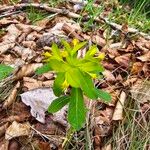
<box><xmin>102</xmin><ymin>144</ymin><xmax>112</xmax><ymax>150</ymax></box>
<box><xmin>92</xmin><ymin>35</ymin><xmax>106</xmax><ymax>47</ymax></box>
<box><xmin>131</xmin><ymin>62</ymin><xmax>143</xmax><ymax>74</ymax></box>
<box><xmin>131</xmin><ymin>80</ymin><xmax>150</xmax><ymax>103</ymax></box>
<box><xmin>35</xmin><ymin>18</ymin><xmax>50</xmax><ymax>27</ymax></box>
<box><xmin>0</xmin><ymin>139</ymin><xmax>9</xmax><ymax>150</ymax></box>
<box><xmin>16</xmin><ymin>23</ymin><xmax>43</xmax><ymax>32</ymax></box>
<box><xmin>115</xmin><ymin>53</ymin><xmax>131</xmax><ymax>68</ymax></box>
<box><xmin>0</xmin><ymin>24</ymin><xmax>21</xmax><ymax>54</ymax></box>
<box><xmin>23</xmin><ymin>77</ymin><xmax>53</xmax><ymax>90</ymax></box>
<box><xmin>137</xmin><ymin>51</ymin><xmax>150</xmax><ymax>62</ymax></box>
<box><xmin>0</xmin><ymin>18</ymin><xmax>18</xmax><ymax>27</ymax></box>
<box><xmin>106</xmin><ymin>48</ymin><xmax>120</xmax><ymax>58</ymax></box>
<box><xmin>102</xmin><ymin>70</ymin><xmax>116</xmax><ymax>82</ymax></box>
<box><xmin>38</xmin><ymin>141</ymin><xmax>50</xmax><ymax>150</ymax></box>
<box><xmin>3</xmin><ymin>82</ymin><xmax>20</xmax><ymax>109</ymax></box>
<box><xmin>26</xmin><ymin>31</ymin><xmax>40</xmax><ymax>41</ymax></box>
<box><xmin>112</xmin><ymin>91</ymin><xmax>126</xmax><ymax>120</ymax></box>
<box><xmin>5</xmin><ymin>121</ymin><xmax>31</xmax><ymax>140</ymax></box>
<box><xmin>35</xmin><ymin>116</ymin><xmax>65</xmax><ymax>136</ymax></box>
<box><xmin>0</xmin><ymin>123</ymin><xmax>9</xmax><ymax>137</ymax></box>
<box><xmin>13</xmin><ymin>46</ymin><xmax>36</xmax><ymax>61</ymax></box>
<box><xmin>22</xmin><ymin>41</ymin><xmax>36</xmax><ymax>50</ymax></box>
<box><xmin>1</xmin><ymin>114</ymin><xmax>30</xmax><ymax>123</ymax></box>
<box><xmin>14</xmin><ymin>63</ymin><xmax>42</xmax><ymax>80</ymax></box>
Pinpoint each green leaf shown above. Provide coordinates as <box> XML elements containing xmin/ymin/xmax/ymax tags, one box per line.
<box><xmin>53</xmin><ymin>72</ymin><xmax>65</xmax><ymax>96</ymax></box>
<box><xmin>85</xmin><ymin>45</ymin><xmax>98</xmax><ymax>58</ymax></box>
<box><xmin>65</xmin><ymin>68</ymin><xmax>80</xmax><ymax>88</ymax></box>
<box><xmin>79</xmin><ymin>71</ymin><xmax>98</xmax><ymax>99</ymax></box>
<box><xmin>48</xmin><ymin>96</ymin><xmax>70</xmax><ymax>113</ymax></box>
<box><xmin>78</xmin><ymin>62</ymin><xmax>104</xmax><ymax>73</ymax></box>
<box><xmin>0</xmin><ymin>64</ymin><xmax>14</xmax><ymax>80</ymax></box>
<box><xmin>49</xmin><ymin>59</ymin><xmax>70</xmax><ymax>72</ymax></box>
<box><xmin>68</xmin><ymin>88</ymin><xmax>86</xmax><ymax>130</ymax></box>
<box><xmin>36</xmin><ymin>63</ymin><xmax>52</xmax><ymax>75</ymax></box>
<box><xmin>61</xmin><ymin>40</ymin><xmax>71</xmax><ymax>54</ymax></box>
<box><xmin>71</xmin><ymin>41</ymin><xmax>87</xmax><ymax>56</ymax></box>
<box><xmin>95</xmin><ymin>89</ymin><xmax>111</xmax><ymax>102</ymax></box>
<box><xmin>51</xmin><ymin>43</ymin><xmax>62</xmax><ymax>60</ymax></box>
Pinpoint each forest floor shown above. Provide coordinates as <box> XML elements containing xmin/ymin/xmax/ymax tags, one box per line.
<box><xmin>0</xmin><ymin>0</ymin><xmax>150</xmax><ymax>150</ymax></box>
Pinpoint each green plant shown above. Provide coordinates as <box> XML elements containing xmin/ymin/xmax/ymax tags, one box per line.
<box><xmin>26</xmin><ymin>6</ymin><xmax>48</xmax><ymax>24</ymax></box>
<box><xmin>78</xmin><ymin>0</ymin><xmax>104</xmax><ymax>31</ymax></box>
<box><xmin>36</xmin><ymin>39</ymin><xmax>111</xmax><ymax>130</ymax></box>
<box><xmin>0</xmin><ymin>64</ymin><xmax>14</xmax><ymax>80</ymax></box>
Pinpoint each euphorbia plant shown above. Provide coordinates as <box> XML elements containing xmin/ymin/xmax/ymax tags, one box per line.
<box><xmin>36</xmin><ymin>39</ymin><xmax>111</xmax><ymax>130</ymax></box>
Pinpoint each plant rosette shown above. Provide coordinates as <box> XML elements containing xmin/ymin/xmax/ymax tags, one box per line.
<box><xmin>36</xmin><ymin>39</ymin><xmax>111</xmax><ymax>130</ymax></box>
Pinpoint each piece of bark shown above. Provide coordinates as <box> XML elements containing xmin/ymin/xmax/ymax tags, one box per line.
<box><xmin>112</xmin><ymin>91</ymin><xmax>126</xmax><ymax>120</ymax></box>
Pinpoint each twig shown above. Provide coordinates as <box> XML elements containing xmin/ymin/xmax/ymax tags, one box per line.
<box><xmin>0</xmin><ymin>10</ymin><xmax>22</xmax><ymax>19</ymax></box>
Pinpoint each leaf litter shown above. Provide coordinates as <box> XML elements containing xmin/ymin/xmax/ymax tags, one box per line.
<box><xmin>0</xmin><ymin>0</ymin><xmax>150</xmax><ymax>149</ymax></box>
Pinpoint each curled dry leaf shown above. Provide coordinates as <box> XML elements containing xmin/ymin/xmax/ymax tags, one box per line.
<box><xmin>16</xmin><ymin>23</ymin><xmax>43</xmax><ymax>32</ymax></box>
<box><xmin>0</xmin><ymin>18</ymin><xmax>18</xmax><ymax>27</ymax></box>
<box><xmin>106</xmin><ymin>48</ymin><xmax>120</xmax><ymax>58</ymax></box>
<box><xmin>23</xmin><ymin>77</ymin><xmax>53</xmax><ymax>91</ymax></box>
<box><xmin>5</xmin><ymin>121</ymin><xmax>31</xmax><ymax>140</ymax></box>
<box><xmin>22</xmin><ymin>41</ymin><xmax>36</xmax><ymax>50</ymax></box>
<box><xmin>13</xmin><ymin>46</ymin><xmax>36</xmax><ymax>61</ymax></box>
<box><xmin>137</xmin><ymin>51</ymin><xmax>150</xmax><ymax>62</ymax></box>
<box><xmin>131</xmin><ymin>80</ymin><xmax>150</xmax><ymax>103</ymax></box>
<box><xmin>112</xmin><ymin>91</ymin><xmax>126</xmax><ymax>120</ymax></box>
<box><xmin>3</xmin><ymin>82</ymin><xmax>20</xmax><ymax>109</ymax></box>
<box><xmin>0</xmin><ymin>123</ymin><xmax>9</xmax><ymax>137</ymax></box>
<box><xmin>115</xmin><ymin>53</ymin><xmax>131</xmax><ymax>68</ymax></box>
<box><xmin>103</xmin><ymin>70</ymin><xmax>116</xmax><ymax>83</ymax></box>
<box><xmin>20</xmin><ymin>88</ymin><xmax>57</xmax><ymax>123</ymax></box>
<box><xmin>26</xmin><ymin>31</ymin><xmax>40</xmax><ymax>41</ymax></box>
<box><xmin>131</xmin><ymin>62</ymin><xmax>143</xmax><ymax>74</ymax></box>
<box><xmin>0</xmin><ymin>24</ymin><xmax>21</xmax><ymax>54</ymax></box>
<box><xmin>14</xmin><ymin>63</ymin><xmax>42</xmax><ymax>80</ymax></box>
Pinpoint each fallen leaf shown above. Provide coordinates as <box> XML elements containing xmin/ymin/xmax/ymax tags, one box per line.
<box><xmin>131</xmin><ymin>80</ymin><xmax>150</xmax><ymax>103</ymax></box>
<box><xmin>0</xmin><ymin>24</ymin><xmax>21</xmax><ymax>54</ymax></box>
<box><xmin>112</xmin><ymin>91</ymin><xmax>126</xmax><ymax>120</ymax></box>
<box><xmin>115</xmin><ymin>53</ymin><xmax>131</xmax><ymax>68</ymax></box>
<box><xmin>20</xmin><ymin>88</ymin><xmax>57</xmax><ymax>123</ymax></box>
<box><xmin>14</xmin><ymin>63</ymin><xmax>42</xmax><ymax>80</ymax></box>
<box><xmin>137</xmin><ymin>51</ymin><xmax>150</xmax><ymax>62</ymax></box>
<box><xmin>103</xmin><ymin>70</ymin><xmax>116</xmax><ymax>82</ymax></box>
<box><xmin>22</xmin><ymin>41</ymin><xmax>36</xmax><ymax>50</ymax></box>
<box><xmin>3</xmin><ymin>82</ymin><xmax>20</xmax><ymax>109</ymax></box>
<box><xmin>131</xmin><ymin>62</ymin><xmax>143</xmax><ymax>74</ymax></box>
<box><xmin>0</xmin><ymin>123</ymin><xmax>9</xmax><ymax>137</ymax></box>
<box><xmin>35</xmin><ymin>116</ymin><xmax>65</xmax><ymax>135</ymax></box>
<box><xmin>23</xmin><ymin>77</ymin><xmax>53</xmax><ymax>90</ymax></box>
<box><xmin>5</xmin><ymin>121</ymin><xmax>31</xmax><ymax>140</ymax></box>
